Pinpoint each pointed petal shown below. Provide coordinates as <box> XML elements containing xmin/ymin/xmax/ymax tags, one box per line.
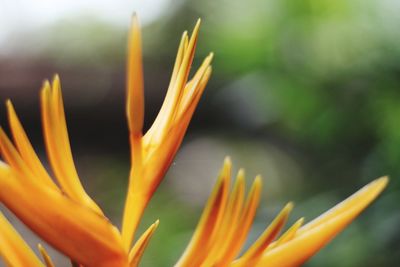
<box><xmin>38</xmin><ymin>244</ymin><xmax>55</xmax><ymax>267</ymax></box>
<box><xmin>268</xmin><ymin>217</ymin><xmax>304</xmax><ymax>250</ymax></box>
<box><xmin>144</xmin><ymin>31</ymin><xmax>188</xmax><ymax>144</ymax></box>
<box><xmin>6</xmin><ymin>100</ymin><xmax>58</xmax><ymax>190</ymax></box>
<box><xmin>174</xmin><ymin>65</ymin><xmax>212</xmax><ymax>134</ymax></box>
<box><xmin>257</xmin><ymin>177</ymin><xmax>388</xmax><ymax>267</ymax></box>
<box><xmin>169</xmin><ymin>18</ymin><xmax>201</xmax><ymax>119</ymax></box>
<box><xmin>175</xmin><ymin>157</ymin><xmax>231</xmax><ymax>267</ymax></box>
<box><xmin>218</xmin><ymin>175</ymin><xmax>263</xmax><ymax>266</ymax></box>
<box><xmin>178</xmin><ymin>53</ymin><xmax>213</xmax><ymax>117</ymax></box>
<box><xmin>129</xmin><ymin>220</ymin><xmax>159</xmax><ymax>267</ymax></box>
<box><xmin>40</xmin><ymin>78</ymin><xmax>103</xmax><ymax>214</ymax></box>
<box><xmin>126</xmin><ymin>13</ymin><xmax>145</xmax><ymax>135</ymax></box>
<box><xmin>233</xmin><ymin>203</ymin><xmax>293</xmax><ymax>266</ymax></box>
<box><xmin>140</xmin><ymin>66</ymin><xmax>212</xmax><ymax>196</ymax></box>
<box><xmin>0</xmin><ymin>211</ymin><xmax>44</xmax><ymax>267</ymax></box>
<box><xmin>0</xmin><ymin>167</ymin><xmax>128</xmax><ymax>267</ymax></box>
<box><xmin>0</xmin><ymin>127</ymin><xmax>36</xmax><ymax>179</ymax></box>
<box><xmin>169</xmin><ymin>32</ymin><xmax>189</xmax><ymax>91</ymax></box>
<box><xmin>121</xmin><ymin>21</ymin><xmax>212</xmax><ymax>251</ymax></box>
<box><xmin>299</xmin><ymin>177</ymin><xmax>388</xmax><ymax>233</ymax></box>
<box><xmin>121</xmin><ymin>186</ymin><xmax>147</xmax><ymax>251</ymax></box>
<box><xmin>144</xmin><ymin>19</ymin><xmax>201</xmax><ymax>144</ymax></box>
<box><xmin>201</xmin><ymin>169</ymin><xmax>245</xmax><ymax>266</ymax></box>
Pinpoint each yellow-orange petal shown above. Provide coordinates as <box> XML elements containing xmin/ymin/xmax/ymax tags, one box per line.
<box><xmin>146</xmin><ymin>31</ymin><xmax>188</xmax><ymax>141</ymax></box>
<box><xmin>172</xmin><ymin>65</ymin><xmax>212</xmax><ymax>141</ymax></box>
<box><xmin>232</xmin><ymin>202</ymin><xmax>293</xmax><ymax>267</ymax></box>
<box><xmin>178</xmin><ymin>53</ymin><xmax>213</xmax><ymax>117</ymax></box>
<box><xmin>121</xmin><ymin>19</ymin><xmax>212</xmax><ymax>251</ymax></box>
<box><xmin>40</xmin><ymin>79</ymin><xmax>103</xmax><ymax>215</ymax></box>
<box><xmin>267</xmin><ymin>217</ymin><xmax>304</xmax><ymax>250</ymax></box>
<box><xmin>0</xmin><ymin>167</ymin><xmax>128</xmax><ymax>267</ymax></box>
<box><xmin>175</xmin><ymin>157</ymin><xmax>231</xmax><ymax>267</ymax></box>
<box><xmin>0</xmin><ymin>127</ymin><xmax>37</xmax><ymax>180</ymax></box>
<box><xmin>129</xmin><ymin>220</ymin><xmax>159</xmax><ymax>267</ymax></box>
<box><xmin>6</xmin><ymin>100</ymin><xmax>58</xmax><ymax>191</ymax></box>
<box><xmin>218</xmin><ymin>175</ymin><xmax>262</xmax><ymax>265</ymax></box>
<box><xmin>169</xmin><ymin>31</ymin><xmax>189</xmax><ymax>93</ymax></box>
<box><xmin>257</xmin><ymin>176</ymin><xmax>388</xmax><ymax>267</ymax></box>
<box><xmin>201</xmin><ymin>170</ymin><xmax>245</xmax><ymax>266</ymax></box>
<box><xmin>38</xmin><ymin>244</ymin><xmax>55</xmax><ymax>267</ymax></box>
<box><xmin>171</xmin><ymin>18</ymin><xmax>201</xmax><ymax>109</ymax></box>
<box><xmin>0</xmin><ymin>211</ymin><xmax>44</xmax><ymax>267</ymax></box>
<box><xmin>121</xmin><ymin>185</ymin><xmax>148</xmax><ymax>251</ymax></box>
<box><xmin>140</xmin><ymin>65</ymin><xmax>212</xmax><ymax>197</ymax></box>
<box><xmin>126</xmin><ymin>13</ymin><xmax>145</xmax><ymax>136</ymax></box>
<box><xmin>144</xmin><ymin>19</ymin><xmax>201</xmax><ymax>145</ymax></box>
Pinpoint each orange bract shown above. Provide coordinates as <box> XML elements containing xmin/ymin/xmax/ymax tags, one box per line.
<box><xmin>175</xmin><ymin>159</ymin><xmax>387</xmax><ymax>267</ymax></box>
<box><xmin>0</xmin><ymin>14</ymin><xmax>388</xmax><ymax>267</ymax></box>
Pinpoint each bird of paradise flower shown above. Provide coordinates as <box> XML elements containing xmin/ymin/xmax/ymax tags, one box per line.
<box><xmin>0</xmin><ymin>14</ymin><xmax>388</xmax><ymax>267</ymax></box>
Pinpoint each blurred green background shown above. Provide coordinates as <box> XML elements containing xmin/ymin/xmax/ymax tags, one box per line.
<box><xmin>1</xmin><ymin>0</ymin><xmax>400</xmax><ymax>266</ymax></box>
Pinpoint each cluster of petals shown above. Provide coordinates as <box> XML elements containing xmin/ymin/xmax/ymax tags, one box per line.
<box><xmin>0</xmin><ymin>14</ymin><xmax>387</xmax><ymax>267</ymax></box>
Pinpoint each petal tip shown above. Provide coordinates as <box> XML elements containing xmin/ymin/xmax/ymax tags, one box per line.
<box><xmin>254</xmin><ymin>175</ymin><xmax>263</xmax><ymax>186</ymax></box>
<box><xmin>284</xmin><ymin>202</ymin><xmax>294</xmax><ymax>213</ymax></box>
<box><xmin>5</xmin><ymin>99</ymin><xmax>12</xmax><ymax>107</ymax></box>
<box><xmin>375</xmin><ymin>176</ymin><xmax>389</xmax><ymax>188</ymax></box>
<box><xmin>224</xmin><ymin>156</ymin><xmax>232</xmax><ymax>167</ymax></box>
<box><xmin>53</xmin><ymin>74</ymin><xmax>60</xmax><ymax>83</ymax></box>
<box><xmin>237</xmin><ymin>168</ymin><xmax>245</xmax><ymax>179</ymax></box>
<box><xmin>196</xmin><ymin>18</ymin><xmax>201</xmax><ymax>27</ymax></box>
<box><xmin>41</xmin><ymin>80</ymin><xmax>51</xmax><ymax>91</ymax></box>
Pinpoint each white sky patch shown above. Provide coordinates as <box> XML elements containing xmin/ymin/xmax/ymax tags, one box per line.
<box><xmin>0</xmin><ymin>0</ymin><xmax>170</xmax><ymax>46</ymax></box>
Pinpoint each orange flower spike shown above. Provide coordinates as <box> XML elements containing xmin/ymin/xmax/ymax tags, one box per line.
<box><xmin>0</xmin><ymin>15</ymin><xmax>389</xmax><ymax>267</ymax></box>
<box><xmin>175</xmin><ymin>157</ymin><xmax>231</xmax><ymax>267</ymax></box>
<box><xmin>140</xmin><ymin>64</ymin><xmax>212</xmax><ymax>199</ymax></box>
<box><xmin>0</xmin><ymin>169</ymin><xmax>128</xmax><ymax>267</ymax></box>
<box><xmin>0</xmin><ymin>132</ymin><xmax>128</xmax><ymax>266</ymax></box>
<box><xmin>174</xmin><ymin>160</ymin><xmax>387</xmax><ymax>267</ymax></box>
<box><xmin>126</xmin><ymin>13</ymin><xmax>145</xmax><ymax>137</ymax></box>
<box><xmin>145</xmin><ymin>20</ymin><xmax>201</xmax><ymax>144</ymax></box>
<box><xmin>257</xmin><ymin>176</ymin><xmax>388</xmax><ymax>267</ymax></box>
<box><xmin>218</xmin><ymin>175</ymin><xmax>263</xmax><ymax>265</ymax></box>
<box><xmin>40</xmin><ymin>78</ymin><xmax>103</xmax><ymax>215</ymax></box>
<box><xmin>122</xmin><ymin>15</ymin><xmax>213</xmax><ymax>250</ymax></box>
<box><xmin>0</xmin><ymin>210</ymin><xmax>44</xmax><ymax>267</ymax></box>
<box><xmin>6</xmin><ymin>101</ymin><xmax>57</xmax><ymax>191</ymax></box>
<box><xmin>201</xmin><ymin>174</ymin><xmax>262</xmax><ymax>267</ymax></box>
<box><xmin>122</xmin><ymin>14</ymin><xmax>146</xmax><ymax>251</ymax></box>
<box><xmin>200</xmin><ymin>169</ymin><xmax>246</xmax><ymax>266</ymax></box>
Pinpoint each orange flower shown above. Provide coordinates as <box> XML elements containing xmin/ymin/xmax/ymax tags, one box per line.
<box><xmin>175</xmin><ymin>158</ymin><xmax>388</xmax><ymax>267</ymax></box>
<box><xmin>0</xmin><ymin>95</ymin><xmax>127</xmax><ymax>267</ymax></box>
<box><xmin>122</xmin><ymin>15</ymin><xmax>213</xmax><ymax>250</ymax></box>
<box><xmin>0</xmin><ymin>14</ymin><xmax>388</xmax><ymax>267</ymax></box>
